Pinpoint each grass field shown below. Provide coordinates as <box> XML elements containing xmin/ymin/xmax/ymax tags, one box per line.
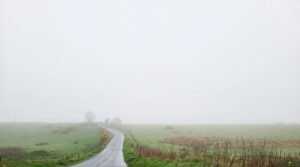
<box><xmin>0</xmin><ymin>123</ymin><xmax>111</xmax><ymax>167</ymax></box>
<box><xmin>124</xmin><ymin>124</ymin><xmax>300</xmax><ymax>167</ymax></box>
<box><xmin>2</xmin><ymin>123</ymin><xmax>300</xmax><ymax>167</ymax></box>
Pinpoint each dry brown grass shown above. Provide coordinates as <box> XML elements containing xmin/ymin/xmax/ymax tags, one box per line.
<box><xmin>0</xmin><ymin>147</ymin><xmax>23</xmax><ymax>158</ymax></box>
<box><xmin>161</xmin><ymin>136</ymin><xmax>300</xmax><ymax>149</ymax></box>
<box><xmin>128</xmin><ymin>132</ymin><xmax>300</xmax><ymax>167</ymax></box>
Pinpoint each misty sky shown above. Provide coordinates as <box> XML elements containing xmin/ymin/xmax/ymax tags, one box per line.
<box><xmin>0</xmin><ymin>0</ymin><xmax>299</xmax><ymax>124</ymax></box>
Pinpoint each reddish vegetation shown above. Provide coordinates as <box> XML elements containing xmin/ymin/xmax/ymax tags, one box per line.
<box><xmin>0</xmin><ymin>147</ymin><xmax>23</xmax><ymax>158</ymax></box>
<box><xmin>100</xmin><ymin>127</ymin><xmax>112</xmax><ymax>145</ymax></box>
<box><xmin>161</xmin><ymin>136</ymin><xmax>300</xmax><ymax>148</ymax></box>
<box><xmin>135</xmin><ymin>144</ymin><xmax>177</xmax><ymax>160</ymax></box>
<box><xmin>128</xmin><ymin>132</ymin><xmax>300</xmax><ymax>167</ymax></box>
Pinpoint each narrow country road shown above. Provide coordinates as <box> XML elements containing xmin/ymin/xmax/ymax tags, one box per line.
<box><xmin>71</xmin><ymin>127</ymin><xmax>127</xmax><ymax>167</ymax></box>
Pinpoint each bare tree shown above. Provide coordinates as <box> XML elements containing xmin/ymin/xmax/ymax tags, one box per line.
<box><xmin>85</xmin><ymin>111</ymin><xmax>96</xmax><ymax>123</ymax></box>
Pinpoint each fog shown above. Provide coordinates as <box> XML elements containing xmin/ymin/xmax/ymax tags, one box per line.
<box><xmin>0</xmin><ymin>0</ymin><xmax>299</xmax><ymax>124</ymax></box>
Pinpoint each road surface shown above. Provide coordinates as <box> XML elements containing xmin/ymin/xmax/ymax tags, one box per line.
<box><xmin>71</xmin><ymin>127</ymin><xmax>127</xmax><ymax>167</ymax></box>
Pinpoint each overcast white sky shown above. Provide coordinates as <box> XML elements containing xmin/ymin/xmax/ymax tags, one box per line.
<box><xmin>0</xmin><ymin>0</ymin><xmax>299</xmax><ymax>124</ymax></box>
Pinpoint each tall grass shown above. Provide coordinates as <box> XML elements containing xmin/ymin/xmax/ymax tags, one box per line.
<box><xmin>128</xmin><ymin>131</ymin><xmax>300</xmax><ymax>167</ymax></box>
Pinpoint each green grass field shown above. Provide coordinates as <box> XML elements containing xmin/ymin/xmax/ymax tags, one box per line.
<box><xmin>1</xmin><ymin>123</ymin><xmax>300</xmax><ymax>167</ymax></box>
<box><xmin>124</xmin><ymin>124</ymin><xmax>300</xmax><ymax>167</ymax></box>
<box><xmin>0</xmin><ymin>123</ymin><xmax>110</xmax><ymax>167</ymax></box>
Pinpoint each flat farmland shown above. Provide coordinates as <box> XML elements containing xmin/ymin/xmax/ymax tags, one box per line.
<box><xmin>0</xmin><ymin>123</ymin><xmax>110</xmax><ymax>167</ymax></box>
<box><xmin>124</xmin><ymin>124</ymin><xmax>300</xmax><ymax>167</ymax></box>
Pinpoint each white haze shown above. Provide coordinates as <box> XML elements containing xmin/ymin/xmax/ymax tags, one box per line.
<box><xmin>0</xmin><ymin>0</ymin><xmax>299</xmax><ymax>124</ymax></box>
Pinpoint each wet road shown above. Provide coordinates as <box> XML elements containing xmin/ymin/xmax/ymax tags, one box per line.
<box><xmin>71</xmin><ymin>128</ymin><xmax>127</xmax><ymax>167</ymax></box>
